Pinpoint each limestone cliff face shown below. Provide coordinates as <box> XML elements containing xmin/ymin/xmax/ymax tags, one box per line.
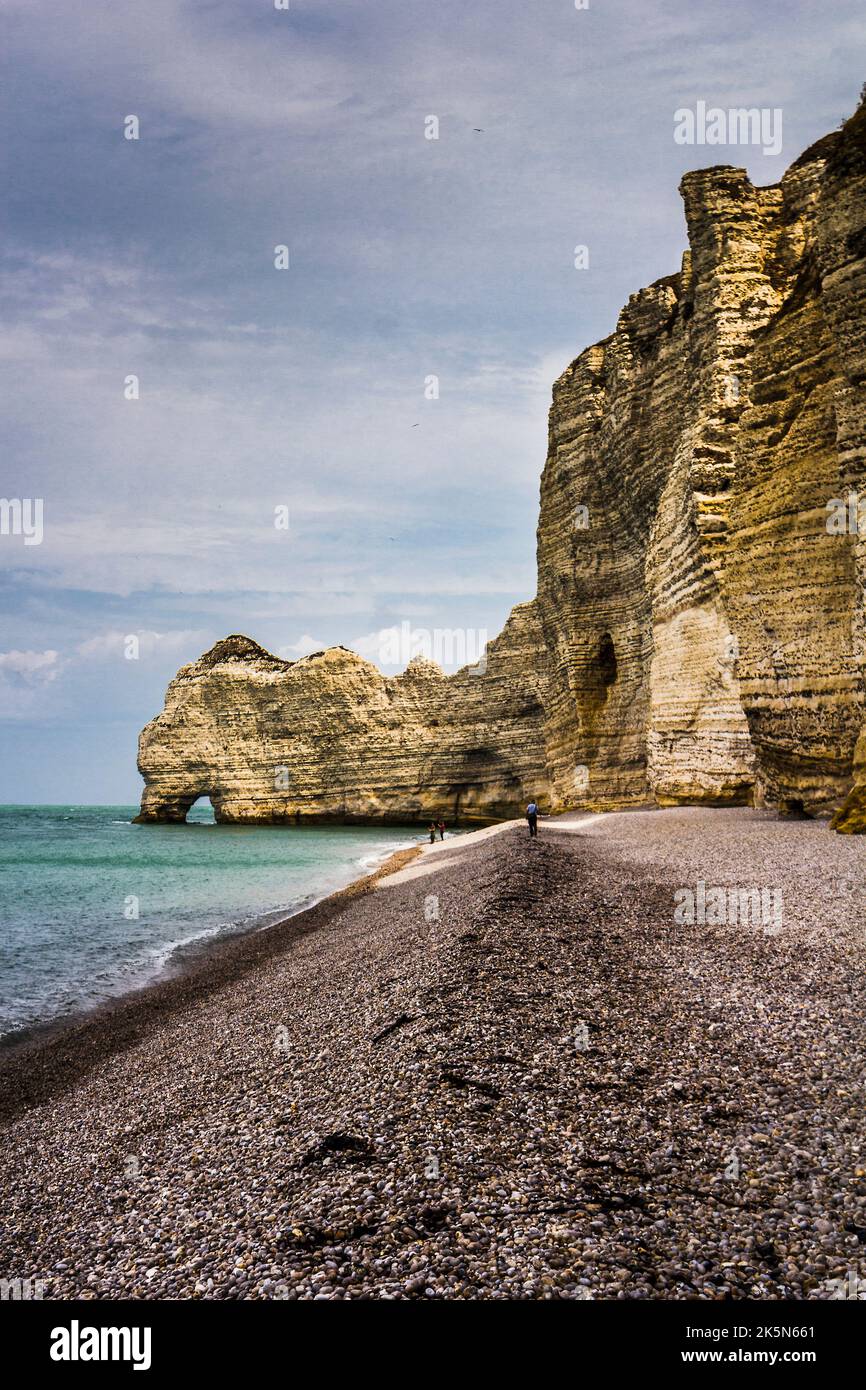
<box><xmin>138</xmin><ymin>104</ymin><xmax>866</xmax><ymax>827</ymax></box>
<box><xmin>137</xmin><ymin>611</ymin><xmax>551</xmax><ymax>824</ymax></box>
<box><xmin>536</xmin><ymin>103</ymin><xmax>866</xmax><ymax>822</ymax></box>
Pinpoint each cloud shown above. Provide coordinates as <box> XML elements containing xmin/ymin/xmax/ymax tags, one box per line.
<box><xmin>278</xmin><ymin>626</ymin><xmax>489</xmax><ymax>675</ymax></box>
<box><xmin>76</xmin><ymin>629</ymin><xmax>209</xmax><ymax>661</ymax></box>
<box><xmin>346</xmin><ymin>631</ymin><xmax>387</xmax><ymax>664</ymax></box>
<box><xmin>0</xmin><ymin>648</ymin><xmax>62</xmax><ymax>719</ymax></box>
<box><xmin>277</xmin><ymin>630</ymin><xmax>412</xmax><ymax>667</ymax></box>
<box><xmin>0</xmin><ymin>649</ymin><xmax>60</xmax><ymax>682</ymax></box>
<box><xmin>277</xmin><ymin>634</ymin><xmax>327</xmax><ymax>659</ymax></box>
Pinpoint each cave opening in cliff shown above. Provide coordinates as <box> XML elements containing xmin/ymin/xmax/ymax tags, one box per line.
<box><xmin>597</xmin><ymin>632</ymin><xmax>617</xmax><ymax>687</ymax></box>
<box><xmin>581</xmin><ymin>632</ymin><xmax>619</xmax><ymax>716</ymax></box>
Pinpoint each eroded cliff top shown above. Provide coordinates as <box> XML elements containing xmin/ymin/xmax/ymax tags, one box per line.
<box><xmin>186</xmin><ymin>635</ymin><xmax>451</xmax><ymax>683</ymax></box>
<box><xmin>192</xmin><ymin>635</ymin><xmax>291</xmax><ymax>672</ymax></box>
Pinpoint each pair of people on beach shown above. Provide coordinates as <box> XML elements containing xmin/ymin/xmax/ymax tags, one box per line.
<box><xmin>428</xmin><ymin>819</ymin><xmax>446</xmax><ymax>843</ymax></box>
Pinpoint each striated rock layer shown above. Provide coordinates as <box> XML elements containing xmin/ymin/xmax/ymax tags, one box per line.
<box><xmin>137</xmin><ymin>613</ymin><xmax>552</xmax><ymax>825</ymax></box>
<box><xmin>137</xmin><ymin>104</ymin><xmax>866</xmax><ymax>827</ymax></box>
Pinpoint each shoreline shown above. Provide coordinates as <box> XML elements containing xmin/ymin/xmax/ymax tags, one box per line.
<box><xmin>1</xmin><ymin>806</ymin><xmax>863</xmax><ymax>1300</ymax></box>
<box><xmin>0</xmin><ymin>814</ymin><xmax>441</xmax><ymax>1054</ymax></box>
<box><xmin>0</xmin><ymin>838</ymin><xmax>425</xmax><ymax>1124</ymax></box>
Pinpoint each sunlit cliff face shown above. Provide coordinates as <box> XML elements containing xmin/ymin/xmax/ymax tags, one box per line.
<box><xmin>139</xmin><ymin>107</ymin><xmax>866</xmax><ymax>829</ymax></box>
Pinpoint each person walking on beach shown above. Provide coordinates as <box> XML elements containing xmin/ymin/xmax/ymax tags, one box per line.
<box><xmin>437</xmin><ymin>819</ymin><xmax>446</xmax><ymax>840</ymax></box>
<box><xmin>526</xmin><ymin>800</ymin><xmax>538</xmax><ymax>838</ymax></box>
<box><xmin>429</xmin><ymin>822</ymin><xmax>437</xmax><ymax>844</ymax></box>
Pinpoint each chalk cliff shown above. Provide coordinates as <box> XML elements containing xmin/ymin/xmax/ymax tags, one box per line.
<box><xmin>137</xmin><ymin>611</ymin><xmax>552</xmax><ymax>824</ymax></box>
<box><xmin>137</xmin><ymin>103</ymin><xmax>866</xmax><ymax>827</ymax></box>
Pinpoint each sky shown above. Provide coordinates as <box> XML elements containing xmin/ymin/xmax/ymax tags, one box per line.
<box><xmin>0</xmin><ymin>0</ymin><xmax>863</xmax><ymax>803</ymax></box>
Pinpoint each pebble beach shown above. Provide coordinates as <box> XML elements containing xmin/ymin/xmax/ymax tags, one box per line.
<box><xmin>0</xmin><ymin>807</ymin><xmax>864</xmax><ymax>1300</ymax></box>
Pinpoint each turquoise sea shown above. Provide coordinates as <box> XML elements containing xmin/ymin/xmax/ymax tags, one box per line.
<box><xmin>0</xmin><ymin>805</ymin><xmax>425</xmax><ymax>1042</ymax></box>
